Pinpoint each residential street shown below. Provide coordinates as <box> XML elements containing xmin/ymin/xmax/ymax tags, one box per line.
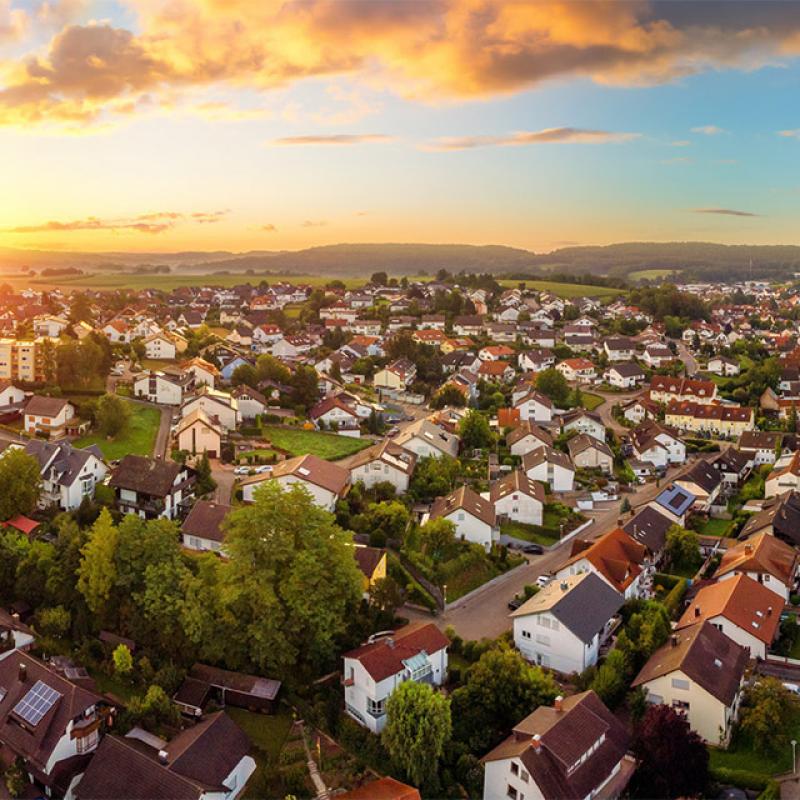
<box><xmin>674</xmin><ymin>339</ymin><xmax>699</xmax><ymax>376</ymax></box>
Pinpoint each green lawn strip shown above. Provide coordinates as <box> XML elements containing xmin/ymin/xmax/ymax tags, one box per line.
<box><xmin>74</xmin><ymin>401</ymin><xmax>161</xmax><ymax>459</ymax></box>
<box><xmin>580</xmin><ymin>392</ymin><xmax>604</xmax><ymax>411</ymax></box>
<box><xmin>697</xmin><ymin>518</ymin><xmax>732</xmax><ymax>537</ymax></box>
<box><xmin>496</xmin><ymin>279</ymin><xmax>624</xmax><ymax>298</ymax></box>
<box><xmin>238</xmin><ymin>448</ymin><xmax>281</xmax><ymax>462</ymax></box>
<box><xmin>445</xmin><ymin>559</ymin><xmax>502</xmax><ymax>602</ymax></box>
<box><xmin>500</xmin><ymin>520</ymin><xmax>561</xmax><ymax>546</ymax></box>
<box><xmin>628</xmin><ymin>269</ymin><xmax>681</xmax><ymax>281</ymax></box>
<box><xmin>88</xmin><ymin>670</ymin><xmax>139</xmax><ymax>704</ymax></box>
<box><xmin>263</xmin><ymin>426</ymin><xmax>370</xmax><ymax>460</ymax></box>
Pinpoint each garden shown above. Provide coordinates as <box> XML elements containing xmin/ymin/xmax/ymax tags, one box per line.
<box><xmin>74</xmin><ymin>397</ymin><xmax>161</xmax><ymax>460</ymax></box>
<box><xmin>262</xmin><ymin>425</ymin><xmax>371</xmax><ymax>461</ymax></box>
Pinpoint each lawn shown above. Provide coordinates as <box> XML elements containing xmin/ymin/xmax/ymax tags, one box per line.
<box><xmin>627</xmin><ymin>269</ymin><xmax>681</xmax><ymax>282</ymax></box>
<box><xmin>581</xmin><ymin>392</ymin><xmax>604</xmax><ymax>411</ymax></box>
<box><xmin>263</xmin><ymin>425</ymin><xmax>370</xmax><ymax>460</ymax></box>
<box><xmin>74</xmin><ymin>401</ymin><xmax>161</xmax><ymax>459</ymax></box>
<box><xmin>696</xmin><ymin>517</ymin><xmax>733</xmax><ymax>537</ymax></box>
<box><xmin>501</xmin><ymin>520</ymin><xmax>560</xmax><ymax>546</ymax></box>
<box><xmin>88</xmin><ymin>670</ymin><xmax>139</xmax><ymax>704</ymax></box>
<box><xmin>226</xmin><ymin>708</ymin><xmax>294</xmax><ymax>762</ymax></box>
<box><xmin>497</xmin><ymin>278</ymin><xmax>624</xmax><ymax>298</ymax></box>
<box><xmin>238</xmin><ymin>448</ymin><xmax>281</xmax><ymax>462</ymax></box>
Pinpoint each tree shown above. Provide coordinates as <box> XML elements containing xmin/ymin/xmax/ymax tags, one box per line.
<box><xmin>351</xmin><ymin>500</ymin><xmax>410</xmax><ymax>547</ymax></box>
<box><xmin>96</xmin><ymin>393</ymin><xmax>131</xmax><ymax>438</ymax></box>
<box><xmin>231</xmin><ymin>363</ymin><xmax>258</xmax><ymax>388</ymax></box>
<box><xmin>0</xmin><ymin>449</ymin><xmax>41</xmax><ymax>520</ymax></box>
<box><xmin>431</xmin><ymin>385</ymin><xmax>466</xmax><ymax>409</ymax></box>
<box><xmin>630</xmin><ymin>705</ymin><xmax>709</xmax><ymax>798</ymax></box>
<box><xmin>739</xmin><ymin>677</ymin><xmax>800</xmax><ymax>755</ymax></box>
<box><xmin>665</xmin><ymin>525</ymin><xmax>701</xmax><ymax>574</ymax></box>
<box><xmin>291</xmin><ymin>365</ymin><xmax>321</xmax><ymax>412</ymax></box>
<box><xmin>125</xmin><ymin>684</ymin><xmax>180</xmax><ymax>731</ymax></box>
<box><xmin>371</xmin><ymin>271</ymin><xmax>388</xmax><ymax>286</ymax></box>
<box><xmin>382</xmin><ymin>681</ymin><xmax>451</xmax><ymax>790</ymax></box>
<box><xmin>256</xmin><ymin>354</ymin><xmax>291</xmax><ymax>385</ymax></box>
<box><xmin>418</xmin><ymin>518</ymin><xmax>456</xmax><ymax>561</ymax></box>
<box><xmin>459</xmin><ymin>410</ymin><xmax>494</xmax><ymax>450</ymax></box>
<box><xmin>409</xmin><ymin>456</ymin><xmax>460</xmax><ymax>501</ymax></box>
<box><xmin>69</xmin><ymin>292</ymin><xmax>94</xmax><ymax>323</ymax></box>
<box><xmin>35</xmin><ymin>606</ymin><xmax>71</xmax><ymax>639</ymax></box>
<box><xmin>535</xmin><ymin>368</ymin><xmax>570</xmax><ymax>406</ymax></box>
<box><xmin>369</xmin><ymin>576</ymin><xmax>404</xmax><ymax>615</ymax></box>
<box><xmin>450</xmin><ymin>647</ymin><xmax>558</xmax><ymax>752</ymax></box>
<box><xmin>113</xmin><ymin>644</ymin><xmax>134</xmax><ymax>677</ymax></box>
<box><xmin>77</xmin><ymin>508</ymin><xmax>119</xmax><ymax>618</ymax></box>
<box><xmin>219</xmin><ymin>482</ymin><xmax>362</xmax><ymax>677</ymax></box>
<box><xmin>194</xmin><ymin>453</ymin><xmax>217</xmax><ymax>496</ymax></box>
<box><xmin>590</xmin><ymin>648</ymin><xmax>628</xmax><ymax>707</ymax></box>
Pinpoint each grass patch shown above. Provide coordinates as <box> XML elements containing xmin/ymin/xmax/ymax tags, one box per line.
<box><xmin>88</xmin><ymin>670</ymin><xmax>139</xmax><ymax>703</ymax></box>
<box><xmin>226</xmin><ymin>708</ymin><xmax>294</xmax><ymax>762</ymax></box>
<box><xmin>581</xmin><ymin>392</ymin><xmax>604</xmax><ymax>411</ymax></box>
<box><xmin>238</xmin><ymin>448</ymin><xmax>281</xmax><ymax>462</ymax></box>
<box><xmin>139</xmin><ymin>358</ymin><xmax>177</xmax><ymax>370</ymax></box>
<box><xmin>497</xmin><ymin>278</ymin><xmax>623</xmax><ymax>298</ymax></box>
<box><xmin>500</xmin><ymin>520</ymin><xmax>560</xmax><ymax>546</ymax></box>
<box><xmin>263</xmin><ymin>425</ymin><xmax>370</xmax><ymax>460</ymax></box>
<box><xmin>628</xmin><ymin>269</ymin><xmax>681</xmax><ymax>282</ymax></box>
<box><xmin>696</xmin><ymin>517</ymin><xmax>732</xmax><ymax>537</ymax></box>
<box><xmin>74</xmin><ymin>401</ymin><xmax>161</xmax><ymax>459</ymax></box>
<box><xmin>445</xmin><ymin>559</ymin><xmax>503</xmax><ymax>602</ymax></box>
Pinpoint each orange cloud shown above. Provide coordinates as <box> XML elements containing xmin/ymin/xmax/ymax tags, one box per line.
<box><xmin>426</xmin><ymin>127</ymin><xmax>640</xmax><ymax>150</ymax></box>
<box><xmin>2</xmin><ymin>209</ymin><xmax>230</xmax><ymax>234</ymax></box>
<box><xmin>0</xmin><ymin>0</ymin><xmax>26</xmax><ymax>43</ymax></box>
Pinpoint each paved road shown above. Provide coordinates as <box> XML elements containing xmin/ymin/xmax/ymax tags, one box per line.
<box><xmin>589</xmin><ymin>387</ymin><xmax>640</xmax><ymax>435</ymax></box>
<box><xmin>210</xmin><ymin>459</ymin><xmax>236</xmax><ymax>504</ymax></box>
<box><xmin>674</xmin><ymin>340</ymin><xmax>699</xmax><ymax>376</ymax></box>
<box><xmin>153</xmin><ymin>406</ymin><xmax>173</xmax><ymax>459</ymax></box>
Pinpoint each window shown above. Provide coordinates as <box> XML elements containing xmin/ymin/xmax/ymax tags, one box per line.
<box><xmin>671</xmin><ymin>678</ymin><xmax>690</xmax><ymax>691</ymax></box>
<box><xmin>535</xmin><ymin>634</ymin><xmax>550</xmax><ymax>646</ymax></box>
<box><xmin>521</xmin><ymin>630</ymin><xmax>531</xmax><ymax>639</ymax></box>
<box><xmin>511</xmin><ymin>763</ymin><xmax>519</xmax><ymax>776</ymax></box>
<box><xmin>506</xmin><ymin>787</ymin><xmax>518</xmax><ymax>800</ymax></box>
<box><xmin>76</xmin><ymin>727</ymin><xmax>98</xmax><ymax>754</ymax></box>
<box><xmin>520</xmin><ymin>769</ymin><xmax>529</xmax><ymax>783</ymax></box>
<box><xmin>367</xmin><ymin>698</ymin><xmax>385</xmax><ymax>717</ymax></box>
<box><xmin>672</xmin><ymin>700</ymin><xmax>690</xmax><ymax>712</ymax></box>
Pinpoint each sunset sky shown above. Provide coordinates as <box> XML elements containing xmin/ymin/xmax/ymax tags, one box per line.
<box><xmin>1</xmin><ymin>0</ymin><xmax>800</xmax><ymax>253</ymax></box>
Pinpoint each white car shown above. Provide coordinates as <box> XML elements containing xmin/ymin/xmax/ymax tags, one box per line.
<box><xmin>233</xmin><ymin>466</ymin><xmax>251</xmax><ymax>475</ymax></box>
<box><xmin>535</xmin><ymin>575</ymin><xmax>552</xmax><ymax>588</ymax></box>
<box><xmin>254</xmin><ymin>465</ymin><xmax>273</xmax><ymax>474</ymax></box>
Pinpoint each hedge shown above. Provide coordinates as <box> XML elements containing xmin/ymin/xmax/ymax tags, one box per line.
<box><xmin>709</xmin><ymin>766</ymin><xmax>769</xmax><ymax>792</ymax></box>
<box><xmin>663</xmin><ymin>577</ymin><xmax>689</xmax><ymax>618</ymax></box>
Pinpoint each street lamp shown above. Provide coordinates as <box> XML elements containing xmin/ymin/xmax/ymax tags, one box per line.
<box><xmin>792</xmin><ymin>739</ymin><xmax>797</xmax><ymax>774</ymax></box>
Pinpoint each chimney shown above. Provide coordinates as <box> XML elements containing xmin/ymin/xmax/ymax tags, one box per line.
<box><xmin>768</xmin><ymin>607</ymin><xmax>773</xmax><ymax>616</ymax></box>
<box><xmin>671</xmin><ymin>634</ymin><xmax>679</xmax><ymax>647</ymax></box>
<box><xmin>18</xmin><ymin>663</ymin><xmax>26</xmax><ymax>683</ymax></box>
<box><xmin>554</xmin><ymin>695</ymin><xmax>564</xmax><ymax>712</ymax></box>
<box><xmin>386</xmin><ymin>638</ymin><xmax>395</xmax><ymax>649</ymax></box>
<box><xmin>157</xmin><ymin>750</ymin><xmax>169</xmax><ymax>765</ymax></box>
<box><xmin>560</xmin><ymin>581</ymin><xmax>568</xmax><ymax>592</ymax></box>
<box><xmin>532</xmin><ymin>734</ymin><xmax>542</xmax><ymax>752</ymax></box>
<box><xmin>744</xmin><ymin>543</ymin><xmax>753</xmax><ymax>555</ymax></box>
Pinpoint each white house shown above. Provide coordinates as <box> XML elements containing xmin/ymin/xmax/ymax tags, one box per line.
<box><xmin>708</xmin><ymin>356</ymin><xmax>741</xmax><ymax>377</ymax></box>
<box><xmin>490</xmin><ymin>469</ymin><xmax>545</xmax><ymax>526</ymax></box>
<box><xmin>506</xmin><ymin>421</ymin><xmax>553</xmax><ymax>457</ymax></box>
<box><xmin>629</xmin><ymin>421</ymin><xmax>686</xmax><ymax>469</ymax></box>
<box><xmin>347</xmin><ymin>439</ymin><xmax>417</xmax><ymax>494</ymax></box>
<box><xmin>343</xmin><ymin>624</ymin><xmax>449</xmax><ymax>734</ymax></box>
<box><xmin>143</xmin><ymin>332</ymin><xmax>180</xmax><ymax>360</ymax></box>
<box><xmin>182</xmin><ymin>388</ymin><xmax>239</xmax><ymax>432</ymax></box>
<box><xmin>231</xmin><ymin>385</ymin><xmax>268</xmax><ymax>420</ymax></box>
<box><xmin>102</xmin><ymin>319</ymin><xmax>131</xmax><ymax>344</ymax></box>
<box><xmin>511</xmin><ymin>572</ymin><xmax>623</xmax><ymax>674</ymax></box>
<box><xmin>134</xmin><ymin>371</ymin><xmax>191</xmax><ymax>406</ymax></box>
<box><xmin>522</xmin><ymin>446</ymin><xmax>575</xmax><ymax>492</ymax></box>
<box><xmin>568</xmin><ymin>433</ymin><xmax>614</xmax><ymax>474</ymax></box>
<box><xmin>175</xmin><ymin>409</ymin><xmax>224</xmax><ymax>457</ymax></box>
<box><xmin>309</xmin><ymin>396</ymin><xmax>361</xmax><ymax>435</ymax></box>
<box><xmin>181</xmin><ymin>499</ymin><xmax>230</xmax><ymax>553</ymax></box>
<box><xmin>603</xmin><ymin>337</ymin><xmax>636</xmax><ymax>362</ymax></box>
<box><xmin>514</xmin><ymin>391</ymin><xmax>553</xmax><ymax>424</ymax></box>
<box><xmin>33</xmin><ymin>315</ymin><xmax>69</xmax><ymax>338</ymax></box>
<box><xmin>373</xmin><ymin>358</ymin><xmax>417</xmax><ymax>390</ymax></box>
<box><xmin>0</xmin><ymin>380</ymin><xmax>25</xmax><ymax>408</ymax></box>
<box><xmin>109</xmin><ymin>455</ymin><xmax>194</xmax><ymax>520</ymax></box>
<box><xmin>482</xmin><ymin>692</ymin><xmax>633</xmax><ymax>800</ymax></box>
<box><xmin>24</xmin><ymin>395</ymin><xmax>75</xmax><ymax>439</ymax></box>
<box><xmin>393</xmin><ymin>418</ymin><xmax>459</xmax><ymax>459</ymax></box>
<box><xmin>677</xmin><ymin>574</ymin><xmax>781</xmax><ymax>659</ymax></box>
<box><xmin>240</xmin><ymin>453</ymin><xmax>350</xmax><ymax>512</ymax></box>
<box><xmin>180</xmin><ymin>357</ymin><xmax>219</xmax><ymax>388</ymax></box>
<box><xmin>604</xmin><ymin>362</ymin><xmax>646</xmax><ymax>389</ymax></box>
<box><xmin>642</xmin><ymin>343</ymin><xmax>673</xmax><ymax>368</ymax></box>
<box><xmin>428</xmin><ymin>485</ymin><xmax>498</xmax><ymax>551</ymax></box>
<box><xmin>556</xmin><ymin>358</ymin><xmax>596</xmax><ymax>383</ymax></box>
<box><xmin>561</xmin><ymin>409</ymin><xmax>605</xmax><ymax>442</ymax></box>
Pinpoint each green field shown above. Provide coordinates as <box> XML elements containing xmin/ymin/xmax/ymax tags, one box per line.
<box><xmin>500</xmin><ymin>520</ymin><xmax>561</xmax><ymax>546</ymax></box>
<box><xmin>74</xmin><ymin>401</ymin><xmax>161</xmax><ymax>459</ymax></box>
<box><xmin>497</xmin><ymin>278</ymin><xmax>624</xmax><ymax>298</ymax></box>
<box><xmin>263</xmin><ymin>425</ymin><xmax>370</xmax><ymax>460</ymax></box>
<box><xmin>581</xmin><ymin>392</ymin><xmax>604</xmax><ymax>411</ymax></box>
<box><xmin>627</xmin><ymin>269</ymin><xmax>681</xmax><ymax>282</ymax></box>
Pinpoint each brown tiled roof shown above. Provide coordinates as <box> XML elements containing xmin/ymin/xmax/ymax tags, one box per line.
<box><xmin>353</xmin><ymin>546</ymin><xmax>385</xmax><ymax>580</ymax></box>
<box><xmin>522</xmin><ymin>445</ymin><xmax>573</xmax><ymax>473</ymax></box>
<box><xmin>181</xmin><ymin>500</ymin><xmax>231</xmax><ymax>544</ymax></box>
<box><xmin>715</xmin><ymin>532</ymin><xmax>797</xmax><ymax>585</ymax></box>
<box><xmin>559</xmin><ymin>528</ymin><xmax>647</xmax><ymax>593</ymax></box>
<box><xmin>567</xmin><ymin>433</ymin><xmax>613</xmax><ymax>459</ymax></box>
<box><xmin>109</xmin><ymin>455</ymin><xmax>184</xmax><ymax>497</ymax></box>
<box><xmin>241</xmin><ymin>453</ymin><xmax>349</xmax><ymax>495</ymax></box>
<box><xmin>189</xmin><ymin>664</ymin><xmax>281</xmax><ymax>700</ymax></box>
<box><xmin>430</xmin><ymin>485</ymin><xmax>496</xmax><ymax>527</ymax></box>
<box><xmin>506</xmin><ymin>420</ymin><xmax>553</xmax><ymax>448</ymax></box>
<box><xmin>490</xmin><ymin>469</ymin><xmax>546</xmax><ymax>505</ymax></box>
<box><xmin>24</xmin><ymin>395</ymin><xmax>70</xmax><ymax>417</ymax></box>
<box><xmin>339</xmin><ymin>777</ymin><xmax>421</xmax><ymax>800</ymax></box>
<box><xmin>633</xmin><ymin>621</ymin><xmax>748</xmax><ymax>706</ymax></box>
<box><xmin>343</xmin><ymin>622</ymin><xmax>449</xmax><ymax>683</ymax></box>
<box><xmin>677</xmin><ymin>573</ymin><xmax>781</xmax><ymax>645</ymax></box>
<box><xmin>667</xmin><ymin>400</ymin><xmax>753</xmax><ymax>424</ymax></box>
<box><xmin>347</xmin><ymin>438</ymin><xmax>416</xmax><ymax>476</ymax></box>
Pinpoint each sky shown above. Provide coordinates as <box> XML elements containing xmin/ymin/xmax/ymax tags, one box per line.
<box><xmin>0</xmin><ymin>0</ymin><xmax>800</xmax><ymax>254</ymax></box>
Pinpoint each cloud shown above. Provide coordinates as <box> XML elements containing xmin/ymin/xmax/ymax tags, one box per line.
<box><xmin>2</xmin><ymin>209</ymin><xmax>230</xmax><ymax>234</ymax></box>
<box><xmin>426</xmin><ymin>127</ymin><xmax>639</xmax><ymax>151</ymax></box>
<box><xmin>691</xmin><ymin>125</ymin><xmax>726</xmax><ymax>135</ymax></box>
<box><xmin>779</xmin><ymin>130</ymin><xmax>800</xmax><ymax>138</ymax></box>
<box><xmin>301</xmin><ymin>220</ymin><xmax>327</xmax><ymax>228</ymax></box>
<box><xmin>261</xmin><ymin>223</ymin><xmax>277</xmax><ymax>232</ymax></box>
<box><xmin>272</xmin><ymin>134</ymin><xmax>394</xmax><ymax>146</ymax></box>
<box><xmin>0</xmin><ymin>0</ymin><xmax>26</xmax><ymax>43</ymax></box>
<box><xmin>5</xmin><ymin>2</ymin><xmax>800</xmax><ymax>127</ymax></box>
<box><xmin>692</xmin><ymin>207</ymin><xmax>760</xmax><ymax>217</ymax></box>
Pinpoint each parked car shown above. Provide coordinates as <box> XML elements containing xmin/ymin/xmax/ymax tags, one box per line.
<box><xmin>521</xmin><ymin>543</ymin><xmax>544</xmax><ymax>555</ymax></box>
<box><xmin>233</xmin><ymin>466</ymin><xmax>251</xmax><ymax>475</ymax></box>
<box><xmin>254</xmin><ymin>465</ymin><xmax>273</xmax><ymax>474</ymax></box>
<box><xmin>535</xmin><ymin>574</ymin><xmax>552</xmax><ymax>588</ymax></box>
<box><xmin>507</xmin><ymin>596</ymin><xmax>523</xmax><ymax>611</ymax></box>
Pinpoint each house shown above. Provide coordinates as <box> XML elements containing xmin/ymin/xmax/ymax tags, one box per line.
<box><xmin>650</xmin><ymin>376</ymin><xmax>717</xmax><ymax>405</ymax></box>
<box><xmin>481</xmin><ymin>691</ymin><xmax>633</xmax><ymax>800</ymax></box>
<box><xmin>740</xmin><ymin>491</ymin><xmax>800</xmax><ymax>546</ymax></box>
<box><xmin>354</xmin><ymin>545</ymin><xmax>387</xmax><ymax>597</ymax></box>
<box><xmin>0</xmin><ymin>607</ymin><xmax>34</xmax><ymax>652</ymax></box>
<box><xmin>621</xmin><ymin>395</ymin><xmax>660</xmax><ymax>425</ymax></box>
<box><xmin>240</xmin><ymin>453</ymin><xmax>350</xmax><ymax>511</ymax></box>
<box><xmin>511</xmin><ymin>572</ymin><xmax>623</xmax><ymax>674</ymax></box>
<box><xmin>603</xmin><ymin>336</ymin><xmax>636</xmax><ymax>362</ymax></box>
<box><xmin>134</xmin><ymin>370</ymin><xmax>192</xmax><ymax>406</ymax></box>
<box><xmin>665</xmin><ymin>400</ymin><xmax>754</xmax><ymax>438</ymax></box>
<box><xmin>271</xmin><ymin>334</ymin><xmax>313</xmax><ymax>358</ymax></box>
<box><xmin>393</xmin><ymin>418</ymin><xmax>459</xmax><ymax>459</ymax></box>
<box><xmin>174</xmin><ymin>664</ymin><xmax>281</xmax><ymax>717</ymax></box>
<box><xmin>739</xmin><ymin>431</ymin><xmax>786</xmax><ymax>465</ymax></box>
<box><xmin>24</xmin><ymin>440</ymin><xmax>107</xmax><ymax>511</ymax></box>
<box><xmin>109</xmin><ymin>454</ymin><xmax>195</xmax><ymax>520</ymax></box>
<box><xmin>568</xmin><ymin>434</ymin><xmax>614</xmax><ymax>474</ymax></box>
<box><xmin>490</xmin><ymin>469</ymin><xmax>545</xmax><ymax>526</ymax></box>
<box><xmin>309</xmin><ymin>396</ymin><xmax>361</xmax><ymax>435</ymax></box>
<box><xmin>69</xmin><ymin>712</ymin><xmax>255</xmax><ymax>800</ymax></box>
<box><xmin>518</xmin><ymin>350</ymin><xmax>555</xmax><ymax>372</ymax></box>
<box><xmin>522</xmin><ymin>447</ymin><xmax>575</xmax><ymax>492</ymax></box>
<box><xmin>561</xmin><ymin>409</ymin><xmax>605</xmax><ymax>442</ymax></box>
<box><xmin>479</xmin><ymin>345</ymin><xmax>515</xmax><ymax>362</ymax></box>
<box><xmin>713</xmin><ymin>533</ymin><xmax>798</xmax><ymax>602</ymax></box>
<box><xmin>180</xmin><ymin>357</ymin><xmax>219</xmax><ymax>388</ymax></box>
<box><xmin>24</xmin><ymin>395</ymin><xmax>75</xmax><ymax>439</ymax></box>
<box><xmin>478</xmin><ymin>361</ymin><xmax>516</xmax><ymax>383</ymax></box>
<box><xmin>708</xmin><ymin>356</ymin><xmax>741</xmax><ymax>377</ymax></box>
<box><xmin>766</xmin><ymin>451</ymin><xmax>800</xmax><ymax>498</ymax></box>
<box><xmin>709</xmin><ymin>448</ymin><xmax>752</xmax><ymax>492</ymax></box>
<box><xmin>629</xmin><ymin>421</ymin><xmax>686</xmax><ymax>469</ymax></box>
<box><xmin>175</xmin><ymin>409</ymin><xmax>224</xmax><ymax>457</ymax></box>
<box><xmin>556</xmin><ymin>358</ymin><xmax>596</xmax><ymax>383</ymax></box>
<box><xmin>347</xmin><ymin>439</ymin><xmax>417</xmax><ymax>493</ymax></box>
<box><xmin>0</xmin><ymin>379</ymin><xmax>25</xmax><ymax>408</ymax></box>
<box><xmin>143</xmin><ymin>331</ymin><xmax>184</xmax><ymax>360</ymax></box>
<box><xmin>373</xmin><ymin>359</ymin><xmax>417</xmax><ymax>391</ymax></box>
<box><xmin>674</xmin><ymin>460</ymin><xmax>723</xmax><ymax>512</ymax></box>
<box><xmin>0</xmin><ymin>652</ymin><xmax>105</xmax><ymax>797</ymax></box>
<box><xmin>506</xmin><ymin>421</ymin><xmax>553</xmax><ymax>457</ymax></box>
<box><xmin>632</xmin><ymin>622</ymin><xmax>748</xmax><ymax>744</ymax></box>
<box><xmin>428</xmin><ymin>485</ymin><xmax>498</xmax><ymax>551</ymax></box>
<box><xmin>676</xmin><ymin>573</ymin><xmax>781</xmax><ymax>659</ymax></box>
<box><xmin>514</xmin><ymin>391</ymin><xmax>553</xmax><ymax>424</ymax></box>
<box><xmin>339</xmin><ymin>777</ymin><xmax>420</xmax><ymax>800</ymax></box>
<box><xmin>181</xmin><ymin>499</ymin><xmax>230</xmax><ymax>553</ymax></box>
<box><xmin>622</xmin><ymin>506</ymin><xmax>674</xmax><ymax>564</ymax></box>
<box><xmin>604</xmin><ymin>362</ymin><xmax>646</xmax><ymax>389</ymax></box>
<box><xmin>231</xmin><ymin>385</ymin><xmax>268</xmax><ymax>420</ymax></box>
<box><xmin>33</xmin><ymin>314</ymin><xmax>69</xmax><ymax>338</ymax></box>
<box><xmin>648</xmin><ymin>483</ymin><xmax>696</xmax><ymax>526</ymax></box>
<box><xmin>102</xmin><ymin>319</ymin><xmax>131</xmax><ymax>343</ymax></box>
<box><xmin>554</xmin><ymin>528</ymin><xmax>649</xmax><ymax>600</ymax></box>
<box><xmin>182</xmin><ymin>387</ymin><xmax>239</xmax><ymax>432</ymax></box>
<box><xmin>343</xmin><ymin>623</ymin><xmax>449</xmax><ymax>734</ymax></box>
<box><xmin>642</xmin><ymin>343</ymin><xmax>673</xmax><ymax>368</ymax></box>
<box><xmin>453</xmin><ymin>315</ymin><xmax>485</xmax><ymax>337</ymax></box>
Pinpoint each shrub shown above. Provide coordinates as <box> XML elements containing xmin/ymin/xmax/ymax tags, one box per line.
<box><xmin>663</xmin><ymin>578</ymin><xmax>688</xmax><ymax>618</ymax></box>
<box><xmin>708</xmin><ymin>767</ymin><xmax>768</xmax><ymax>792</ymax></box>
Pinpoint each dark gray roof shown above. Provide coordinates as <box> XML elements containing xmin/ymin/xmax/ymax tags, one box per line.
<box><xmin>24</xmin><ymin>440</ymin><xmax>104</xmax><ymax>489</ymax></box>
<box><xmin>623</xmin><ymin>506</ymin><xmax>673</xmax><ymax>553</ymax></box>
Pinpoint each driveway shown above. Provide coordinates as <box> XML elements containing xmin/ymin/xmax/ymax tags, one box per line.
<box><xmin>210</xmin><ymin>459</ymin><xmax>236</xmax><ymax>504</ymax></box>
<box><xmin>153</xmin><ymin>406</ymin><xmax>173</xmax><ymax>459</ymax></box>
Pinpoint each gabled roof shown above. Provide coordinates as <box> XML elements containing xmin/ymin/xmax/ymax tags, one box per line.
<box><xmin>347</xmin><ymin>438</ymin><xmax>417</xmax><ymax>476</ymax></box>
<box><xmin>741</xmin><ymin>491</ymin><xmax>800</xmax><ymax>544</ymax></box>
<box><xmin>522</xmin><ymin>446</ymin><xmax>574</xmax><ymax>473</ymax></box>
<box><xmin>181</xmin><ymin>500</ymin><xmax>231</xmax><ymax>544</ymax></box>
<box><xmin>677</xmin><ymin>573</ymin><xmax>781</xmax><ymax>645</ymax></box>
<box><xmin>653</xmin><ymin>483</ymin><xmax>695</xmax><ymax>516</ymax></box>
<box><xmin>506</xmin><ymin>421</ymin><xmax>553</xmax><ymax>448</ymax></box>
<box><xmin>632</xmin><ymin>621</ymin><xmax>747</xmax><ymax>706</ymax></box>
<box><xmin>490</xmin><ymin>469</ymin><xmax>546</xmax><ymax>505</ymax></box>
<box><xmin>675</xmin><ymin>459</ymin><xmax>722</xmax><ymax>495</ymax></box>
<box><xmin>622</xmin><ymin>506</ymin><xmax>673</xmax><ymax>554</ymax></box>
<box><xmin>24</xmin><ymin>395</ymin><xmax>70</xmax><ymax>418</ymax></box>
<box><xmin>559</xmin><ymin>528</ymin><xmax>647</xmax><ymax>593</ymax></box>
<box><xmin>511</xmin><ymin>572</ymin><xmax>623</xmax><ymax>643</ymax></box>
<box><xmin>241</xmin><ymin>453</ymin><xmax>349</xmax><ymax>496</ymax></box>
<box><xmin>715</xmin><ymin>532</ymin><xmax>797</xmax><ymax>585</ymax></box>
<box><xmin>567</xmin><ymin>433</ymin><xmax>613</xmax><ymax>459</ymax></box>
<box><xmin>353</xmin><ymin>545</ymin><xmax>386</xmax><ymax>580</ymax></box>
<box><xmin>175</xmin><ymin>409</ymin><xmax>224</xmax><ymax>437</ymax></box>
<box><xmin>109</xmin><ymin>455</ymin><xmax>185</xmax><ymax>497</ymax></box>
<box><xmin>430</xmin><ymin>485</ymin><xmax>496</xmax><ymax>527</ymax></box>
<box><xmin>339</xmin><ymin>777</ymin><xmax>420</xmax><ymax>800</ymax></box>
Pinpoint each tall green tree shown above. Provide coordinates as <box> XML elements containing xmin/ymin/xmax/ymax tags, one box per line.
<box><xmin>96</xmin><ymin>393</ymin><xmax>131</xmax><ymax>438</ymax></box>
<box><xmin>220</xmin><ymin>482</ymin><xmax>362</xmax><ymax>677</ymax></box>
<box><xmin>0</xmin><ymin>449</ymin><xmax>42</xmax><ymax>520</ymax></box>
<box><xmin>459</xmin><ymin>410</ymin><xmax>494</xmax><ymax>450</ymax></box>
<box><xmin>665</xmin><ymin>525</ymin><xmax>701</xmax><ymax>574</ymax></box>
<box><xmin>739</xmin><ymin>677</ymin><xmax>799</xmax><ymax>755</ymax></box>
<box><xmin>535</xmin><ymin>368</ymin><xmax>570</xmax><ymax>406</ymax></box>
<box><xmin>77</xmin><ymin>508</ymin><xmax>119</xmax><ymax>618</ymax></box>
<box><xmin>382</xmin><ymin>681</ymin><xmax>451</xmax><ymax>790</ymax></box>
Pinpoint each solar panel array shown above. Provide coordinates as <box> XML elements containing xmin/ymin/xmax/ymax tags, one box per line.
<box><xmin>13</xmin><ymin>680</ymin><xmax>61</xmax><ymax>727</ymax></box>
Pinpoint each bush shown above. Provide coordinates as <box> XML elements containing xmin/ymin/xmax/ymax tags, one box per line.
<box><xmin>709</xmin><ymin>767</ymin><xmax>768</xmax><ymax>792</ymax></box>
<box><xmin>663</xmin><ymin>577</ymin><xmax>688</xmax><ymax>618</ymax></box>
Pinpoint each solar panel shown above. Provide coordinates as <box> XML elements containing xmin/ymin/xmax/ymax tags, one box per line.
<box><xmin>667</xmin><ymin>491</ymin><xmax>688</xmax><ymax>510</ymax></box>
<box><xmin>13</xmin><ymin>680</ymin><xmax>62</xmax><ymax>727</ymax></box>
